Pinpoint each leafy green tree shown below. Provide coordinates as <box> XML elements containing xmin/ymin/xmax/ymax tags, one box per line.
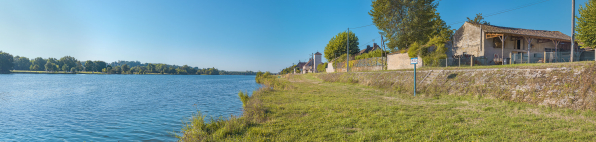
<box><xmin>84</xmin><ymin>60</ymin><xmax>94</xmax><ymax>72</ymax></box>
<box><xmin>47</xmin><ymin>58</ymin><xmax>59</xmax><ymax>70</ymax></box>
<box><xmin>13</xmin><ymin>56</ymin><xmax>31</xmax><ymax>70</ymax></box>
<box><xmin>76</xmin><ymin>61</ymin><xmax>83</xmax><ymax>71</ymax></box>
<box><xmin>369</xmin><ymin>0</ymin><xmax>451</xmax><ymax>51</ymax></box>
<box><xmin>577</xmin><ymin>0</ymin><xmax>596</xmax><ymax>48</ymax></box>
<box><xmin>45</xmin><ymin>62</ymin><xmax>57</xmax><ymax>72</ymax></box>
<box><xmin>0</xmin><ymin>51</ymin><xmax>14</xmax><ymax>73</ymax></box>
<box><xmin>62</xmin><ymin>64</ymin><xmax>69</xmax><ymax>73</ymax></box>
<box><xmin>408</xmin><ymin>42</ymin><xmax>421</xmax><ymax>58</ymax></box>
<box><xmin>70</xmin><ymin>67</ymin><xmax>77</xmax><ymax>74</ymax></box>
<box><xmin>113</xmin><ymin>66</ymin><xmax>121</xmax><ymax>74</ymax></box>
<box><xmin>94</xmin><ymin>61</ymin><xmax>107</xmax><ymax>72</ymax></box>
<box><xmin>147</xmin><ymin>63</ymin><xmax>155</xmax><ymax>73</ymax></box>
<box><xmin>59</xmin><ymin>56</ymin><xmax>78</xmax><ymax>71</ymax></box>
<box><xmin>324</xmin><ymin>31</ymin><xmax>360</xmax><ymax>61</ymax></box>
<box><xmin>466</xmin><ymin>13</ymin><xmax>490</xmax><ymax>25</ymax></box>
<box><xmin>30</xmin><ymin>57</ymin><xmax>47</xmax><ymax>71</ymax></box>
<box><xmin>121</xmin><ymin>64</ymin><xmax>130</xmax><ymax>74</ymax></box>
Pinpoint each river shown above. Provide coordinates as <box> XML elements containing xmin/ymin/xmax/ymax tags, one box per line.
<box><xmin>0</xmin><ymin>74</ymin><xmax>260</xmax><ymax>141</ymax></box>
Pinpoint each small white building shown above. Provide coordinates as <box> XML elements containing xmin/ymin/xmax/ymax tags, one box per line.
<box><xmin>301</xmin><ymin>52</ymin><xmax>322</xmax><ymax>74</ymax></box>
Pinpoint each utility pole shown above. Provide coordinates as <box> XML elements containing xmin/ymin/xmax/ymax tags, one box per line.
<box><xmin>571</xmin><ymin>0</ymin><xmax>576</xmax><ymax>62</ymax></box>
<box><xmin>379</xmin><ymin>32</ymin><xmax>386</xmax><ymax>70</ymax></box>
<box><xmin>346</xmin><ymin>28</ymin><xmax>350</xmax><ymax>72</ymax></box>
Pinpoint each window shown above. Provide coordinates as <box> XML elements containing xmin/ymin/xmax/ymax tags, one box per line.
<box><xmin>516</xmin><ymin>40</ymin><xmax>521</xmax><ymax>50</ymax></box>
<box><xmin>493</xmin><ymin>38</ymin><xmax>502</xmax><ymax>48</ymax></box>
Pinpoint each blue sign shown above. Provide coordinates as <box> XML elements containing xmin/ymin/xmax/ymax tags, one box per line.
<box><xmin>410</xmin><ymin>57</ymin><xmax>418</xmax><ymax>65</ymax></box>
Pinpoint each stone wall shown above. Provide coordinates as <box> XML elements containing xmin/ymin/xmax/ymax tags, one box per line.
<box><xmin>316</xmin><ymin>63</ymin><xmax>596</xmax><ymax>110</ymax></box>
<box><xmin>450</xmin><ymin>22</ymin><xmax>483</xmax><ymax>57</ymax></box>
<box><xmin>326</xmin><ymin>62</ymin><xmax>335</xmax><ymax>73</ymax></box>
<box><xmin>387</xmin><ymin>53</ymin><xmax>422</xmax><ymax>70</ymax></box>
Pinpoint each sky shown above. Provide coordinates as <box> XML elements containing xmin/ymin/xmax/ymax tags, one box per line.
<box><xmin>0</xmin><ymin>0</ymin><xmax>589</xmax><ymax>72</ymax></box>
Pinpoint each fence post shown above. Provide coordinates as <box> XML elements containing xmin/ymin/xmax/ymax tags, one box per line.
<box><xmin>510</xmin><ymin>52</ymin><xmax>512</xmax><ymax>65</ymax></box>
<box><xmin>471</xmin><ymin>55</ymin><xmax>474</xmax><ymax>67</ymax></box>
<box><xmin>458</xmin><ymin>56</ymin><xmax>461</xmax><ymax>67</ymax></box>
<box><xmin>544</xmin><ymin>51</ymin><xmax>546</xmax><ymax>63</ymax></box>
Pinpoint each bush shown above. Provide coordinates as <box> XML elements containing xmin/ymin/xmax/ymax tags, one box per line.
<box><xmin>317</xmin><ymin>63</ymin><xmax>327</xmax><ymax>73</ymax></box>
<box><xmin>407</xmin><ymin>42</ymin><xmax>421</xmax><ymax>58</ymax></box>
<box><xmin>405</xmin><ymin>36</ymin><xmax>448</xmax><ymax>66</ymax></box>
<box><xmin>355</xmin><ymin>49</ymin><xmax>385</xmax><ymax>60</ymax></box>
<box><xmin>238</xmin><ymin>91</ymin><xmax>249</xmax><ymax>107</ymax></box>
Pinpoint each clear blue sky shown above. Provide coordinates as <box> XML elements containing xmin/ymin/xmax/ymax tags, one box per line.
<box><xmin>0</xmin><ymin>0</ymin><xmax>588</xmax><ymax>72</ymax></box>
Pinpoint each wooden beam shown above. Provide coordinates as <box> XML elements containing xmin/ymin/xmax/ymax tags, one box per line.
<box><xmin>486</xmin><ymin>33</ymin><xmax>503</xmax><ymax>39</ymax></box>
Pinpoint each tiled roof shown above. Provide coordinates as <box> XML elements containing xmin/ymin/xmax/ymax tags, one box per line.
<box><xmin>468</xmin><ymin>22</ymin><xmax>571</xmax><ymax>41</ymax></box>
<box><xmin>358</xmin><ymin>43</ymin><xmax>381</xmax><ymax>55</ymax></box>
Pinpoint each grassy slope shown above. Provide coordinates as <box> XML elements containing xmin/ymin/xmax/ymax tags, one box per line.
<box><xmin>179</xmin><ymin>73</ymin><xmax>596</xmax><ymax>141</ymax></box>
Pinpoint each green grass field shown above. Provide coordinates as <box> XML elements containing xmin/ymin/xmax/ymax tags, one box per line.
<box><xmin>179</xmin><ymin>74</ymin><xmax>596</xmax><ymax>141</ymax></box>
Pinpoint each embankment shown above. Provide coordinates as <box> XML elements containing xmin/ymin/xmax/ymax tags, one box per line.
<box><xmin>317</xmin><ymin>62</ymin><xmax>596</xmax><ymax>110</ymax></box>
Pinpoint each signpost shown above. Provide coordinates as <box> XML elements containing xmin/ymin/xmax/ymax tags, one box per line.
<box><xmin>411</xmin><ymin>57</ymin><xmax>418</xmax><ymax>96</ymax></box>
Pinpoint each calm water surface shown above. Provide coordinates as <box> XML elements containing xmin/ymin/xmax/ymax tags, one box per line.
<box><xmin>0</xmin><ymin>74</ymin><xmax>261</xmax><ymax>141</ymax></box>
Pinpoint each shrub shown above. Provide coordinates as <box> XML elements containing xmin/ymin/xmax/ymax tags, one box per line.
<box><xmin>238</xmin><ymin>91</ymin><xmax>249</xmax><ymax>107</ymax></box>
<box><xmin>317</xmin><ymin>63</ymin><xmax>327</xmax><ymax>73</ymax></box>
<box><xmin>355</xmin><ymin>49</ymin><xmax>385</xmax><ymax>60</ymax></box>
<box><xmin>407</xmin><ymin>42</ymin><xmax>421</xmax><ymax>58</ymax></box>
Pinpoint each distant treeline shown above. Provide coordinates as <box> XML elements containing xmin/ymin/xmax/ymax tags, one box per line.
<box><xmin>0</xmin><ymin>51</ymin><xmax>256</xmax><ymax>75</ymax></box>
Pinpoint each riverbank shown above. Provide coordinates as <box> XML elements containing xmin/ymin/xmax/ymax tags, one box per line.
<box><xmin>11</xmin><ymin>70</ymin><xmax>174</xmax><ymax>75</ymax></box>
<box><xmin>178</xmin><ymin>65</ymin><xmax>596</xmax><ymax>141</ymax></box>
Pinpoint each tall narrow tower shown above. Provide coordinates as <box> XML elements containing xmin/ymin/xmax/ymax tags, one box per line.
<box><xmin>314</xmin><ymin>52</ymin><xmax>322</xmax><ymax>73</ymax></box>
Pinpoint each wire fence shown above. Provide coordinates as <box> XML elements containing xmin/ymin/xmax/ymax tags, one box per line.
<box><xmin>511</xmin><ymin>51</ymin><xmax>595</xmax><ymax>64</ymax></box>
<box><xmin>426</xmin><ymin>56</ymin><xmax>491</xmax><ymax>67</ymax></box>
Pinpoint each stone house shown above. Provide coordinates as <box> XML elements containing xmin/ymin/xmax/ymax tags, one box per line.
<box><xmin>300</xmin><ymin>52</ymin><xmax>322</xmax><ymax>74</ymax></box>
<box><xmin>448</xmin><ymin>22</ymin><xmax>578</xmax><ymax>64</ymax></box>
<box><xmin>356</xmin><ymin>43</ymin><xmax>381</xmax><ymax>56</ymax></box>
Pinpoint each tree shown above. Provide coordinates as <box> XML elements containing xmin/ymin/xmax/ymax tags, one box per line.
<box><xmin>0</xmin><ymin>51</ymin><xmax>14</xmax><ymax>73</ymax></box>
<box><xmin>62</xmin><ymin>64</ymin><xmax>69</xmax><ymax>73</ymax></box>
<box><xmin>121</xmin><ymin>64</ymin><xmax>130</xmax><ymax>74</ymax></box>
<box><xmin>59</xmin><ymin>56</ymin><xmax>78</xmax><ymax>71</ymax></box>
<box><xmin>466</xmin><ymin>13</ymin><xmax>490</xmax><ymax>25</ymax></box>
<box><xmin>323</xmin><ymin>31</ymin><xmax>360</xmax><ymax>61</ymax></box>
<box><xmin>76</xmin><ymin>61</ymin><xmax>83</xmax><ymax>71</ymax></box>
<box><xmin>577</xmin><ymin>0</ymin><xmax>596</xmax><ymax>48</ymax></box>
<box><xmin>94</xmin><ymin>61</ymin><xmax>107</xmax><ymax>72</ymax></box>
<box><xmin>13</xmin><ymin>56</ymin><xmax>31</xmax><ymax>70</ymax></box>
<box><xmin>45</xmin><ymin>62</ymin><xmax>57</xmax><ymax>72</ymax></box>
<box><xmin>70</xmin><ymin>67</ymin><xmax>77</xmax><ymax>74</ymax></box>
<box><xmin>30</xmin><ymin>57</ymin><xmax>47</xmax><ymax>71</ymax></box>
<box><xmin>47</xmin><ymin>58</ymin><xmax>59</xmax><ymax>70</ymax></box>
<box><xmin>84</xmin><ymin>60</ymin><xmax>94</xmax><ymax>72</ymax></box>
<box><xmin>370</xmin><ymin>0</ymin><xmax>451</xmax><ymax>51</ymax></box>
<box><xmin>147</xmin><ymin>63</ymin><xmax>155</xmax><ymax>73</ymax></box>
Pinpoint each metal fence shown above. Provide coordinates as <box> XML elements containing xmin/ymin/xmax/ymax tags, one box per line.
<box><xmin>511</xmin><ymin>51</ymin><xmax>595</xmax><ymax>64</ymax></box>
<box><xmin>428</xmin><ymin>56</ymin><xmax>491</xmax><ymax>67</ymax></box>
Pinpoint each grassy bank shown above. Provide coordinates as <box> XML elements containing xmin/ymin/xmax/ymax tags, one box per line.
<box><xmin>178</xmin><ymin>72</ymin><xmax>596</xmax><ymax>141</ymax></box>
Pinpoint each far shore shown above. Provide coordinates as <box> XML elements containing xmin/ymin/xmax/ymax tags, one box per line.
<box><xmin>7</xmin><ymin>70</ymin><xmax>256</xmax><ymax>75</ymax></box>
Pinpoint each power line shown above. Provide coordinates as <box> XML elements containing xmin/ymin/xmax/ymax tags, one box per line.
<box><xmin>350</xmin><ymin>23</ymin><xmax>375</xmax><ymax>29</ymax></box>
<box><xmin>447</xmin><ymin>0</ymin><xmax>550</xmax><ymax>26</ymax></box>
<box><xmin>351</xmin><ymin>0</ymin><xmax>550</xmax><ymax>32</ymax></box>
